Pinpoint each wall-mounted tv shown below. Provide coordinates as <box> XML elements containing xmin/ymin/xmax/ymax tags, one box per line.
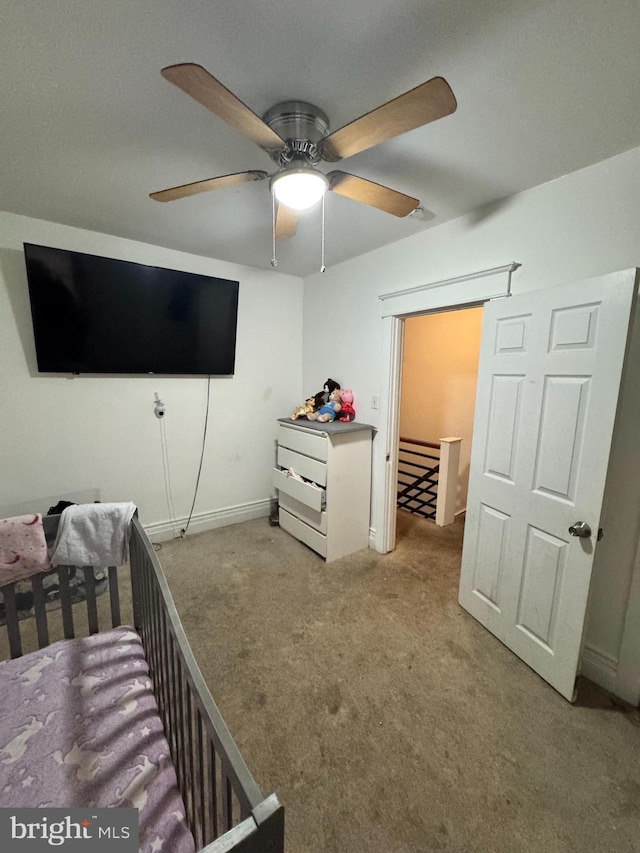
<box><xmin>24</xmin><ymin>243</ymin><xmax>239</xmax><ymax>376</ymax></box>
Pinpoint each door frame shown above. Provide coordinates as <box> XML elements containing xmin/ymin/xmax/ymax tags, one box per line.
<box><xmin>373</xmin><ymin>263</ymin><xmax>520</xmax><ymax>554</ymax></box>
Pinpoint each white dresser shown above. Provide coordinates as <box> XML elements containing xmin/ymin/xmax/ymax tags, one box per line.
<box><xmin>274</xmin><ymin>418</ymin><xmax>374</xmax><ymax>562</ymax></box>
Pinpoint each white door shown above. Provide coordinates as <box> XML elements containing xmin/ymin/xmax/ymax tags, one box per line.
<box><xmin>459</xmin><ymin>269</ymin><xmax>638</xmax><ymax>701</ymax></box>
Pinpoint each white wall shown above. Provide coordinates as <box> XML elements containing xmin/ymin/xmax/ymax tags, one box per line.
<box><xmin>0</xmin><ymin>212</ymin><xmax>303</xmax><ymax>535</ymax></box>
<box><xmin>400</xmin><ymin>308</ymin><xmax>482</xmax><ymax>515</ymax></box>
<box><xmin>584</xmin><ymin>300</ymin><xmax>640</xmax><ymax>699</ymax></box>
<box><xmin>303</xmin><ymin>144</ymin><xmax>640</xmax><ymax>687</ymax></box>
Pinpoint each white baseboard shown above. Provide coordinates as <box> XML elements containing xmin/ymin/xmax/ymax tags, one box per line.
<box><xmin>144</xmin><ymin>498</ymin><xmax>272</xmax><ymax>543</ymax></box>
<box><xmin>581</xmin><ymin>644</ymin><xmax>618</xmax><ymax>694</ymax></box>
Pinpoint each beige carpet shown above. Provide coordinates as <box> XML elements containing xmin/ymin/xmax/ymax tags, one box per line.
<box><xmin>155</xmin><ymin>513</ymin><xmax>640</xmax><ymax>853</ymax></box>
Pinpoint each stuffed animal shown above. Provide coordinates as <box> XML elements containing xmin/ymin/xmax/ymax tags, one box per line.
<box><xmin>324</xmin><ymin>378</ymin><xmax>340</xmax><ymax>397</ymax></box>
<box><xmin>311</xmin><ymin>390</ymin><xmax>327</xmax><ymax>410</ymax></box>
<box><xmin>307</xmin><ymin>388</ymin><xmax>342</xmax><ymax>422</ymax></box>
<box><xmin>291</xmin><ymin>397</ymin><xmax>315</xmax><ymax>420</ymax></box>
<box><xmin>338</xmin><ymin>389</ymin><xmax>356</xmax><ymax>422</ymax></box>
<box><xmin>311</xmin><ymin>378</ymin><xmax>341</xmax><ymax>410</ymax></box>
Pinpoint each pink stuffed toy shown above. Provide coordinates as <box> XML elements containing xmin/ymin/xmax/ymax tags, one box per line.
<box><xmin>338</xmin><ymin>389</ymin><xmax>356</xmax><ymax>422</ymax></box>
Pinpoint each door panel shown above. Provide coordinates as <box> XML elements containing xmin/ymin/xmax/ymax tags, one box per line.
<box><xmin>484</xmin><ymin>374</ymin><xmax>524</xmax><ymax>482</ymax></box>
<box><xmin>533</xmin><ymin>376</ymin><xmax>589</xmax><ymax>501</ymax></box>
<box><xmin>473</xmin><ymin>504</ymin><xmax>510</xmax><ymax>611</ymax></box>
<box><xmin>459</xmin><ymin>270</ymin><xmax>638</xmax><ymax>701</ymax></box>
<box><xmin>517</xmin><ymin>525</ymin><xmax>567</xmax><ymax>651</ymax></box>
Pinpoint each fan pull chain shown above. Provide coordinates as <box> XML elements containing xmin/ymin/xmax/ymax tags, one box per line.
<box><xmin>320</xmin><ymin>194</ymin><xmax>326</xmax><ymax>273</ymax></box>
<box><xmin>270</xmin><ymin>191</ymin><xmax>278</xmax><ymax>268</ymax></box>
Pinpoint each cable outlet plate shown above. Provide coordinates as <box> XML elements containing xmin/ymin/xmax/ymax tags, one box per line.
<box><xmin>154</xmin><ymin>392</ymin><xmax>166</xmax><ymax>418</ymax></box>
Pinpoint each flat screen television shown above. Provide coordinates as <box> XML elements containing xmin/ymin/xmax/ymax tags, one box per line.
<box><xmin>24</xmin><ymin>243</ymin><xmax>239</xmax><ymax>375</ymax></box>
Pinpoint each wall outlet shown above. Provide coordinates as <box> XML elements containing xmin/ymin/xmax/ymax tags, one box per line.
<box><xmin>372</xmin><ymin>395</ymin><xmax>379</xmax><ymax>410</ymax></box>
<box><xmin>154</xmin><ymin>392</ymin><xmax>166</xmax><ymax>419</ymax></box>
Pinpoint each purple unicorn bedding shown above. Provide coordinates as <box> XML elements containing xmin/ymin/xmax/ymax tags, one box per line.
<box><xmin>0</xmin><ymin>626</ymin><xmax>195</xmax><ymax>853</ymax></box>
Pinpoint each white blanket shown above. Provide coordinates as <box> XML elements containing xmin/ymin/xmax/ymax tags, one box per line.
<box><xmin>50</xmin><ymin>502</ymin><xmax>137</xmax><ymax>567</ymax></box>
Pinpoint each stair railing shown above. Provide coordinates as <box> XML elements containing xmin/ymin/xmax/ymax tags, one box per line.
<box><xmin>397</xmin><ymin>436</ymin><xmax>462</xmax><ymax>526</ymax></box>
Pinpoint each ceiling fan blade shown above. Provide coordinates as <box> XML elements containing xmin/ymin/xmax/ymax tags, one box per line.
<box><xmin>161</xmin><ymin>63</ymin><xmax>286</xmax><ymax>153</ymax></box>
<box><xmin>150</xmin><ymin>170</ymin><xmax>268</xmax><ymax>202</ymax></box>
<box><xmin>328</xmin><ymin>171</ymin><xmax>419</xmax><ymax>217</ymax></box>
<box><xmin>320</xmin><ymin>77</ymin><xmax>457</xmax><ymax>162</ymax></box>
<box><xmin>275</xmin><ymin>203</ymin><xmax>298</xmax><ymax>238</ymax></box>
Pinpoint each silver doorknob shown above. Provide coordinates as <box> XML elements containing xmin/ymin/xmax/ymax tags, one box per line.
<box><xmin>568</xmin><ymin>521</ymin><xmax>592</xmax><ymax>538</ymax></box>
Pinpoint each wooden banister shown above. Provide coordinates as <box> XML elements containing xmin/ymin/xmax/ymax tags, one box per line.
<box><xmin>435</xmin><ymin>437</ymin><xmax>462</xmax><ymax>527</ymax></box>
<box><xmin>397</xmin><ymin>436</ymin><xmax>462</xmax><ymax>526</ymax></box>
<box><xmin>399</xmin><ymin>436</ymin><xmax>440</xmax><ymax>450</ymax></box>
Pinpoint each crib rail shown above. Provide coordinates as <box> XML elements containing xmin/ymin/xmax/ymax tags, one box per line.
<box><xmin>129</xmin><ymin>517</ymin><xmax>284</xmax><ymax>853</ymax></box>
<box><xmin>0</xmin><ymin>514</ymin><xmax>283</xmax><ymax>853</ymax></box>
<box><xmin>0</xmin><ymin>514</ymin><xmax>122</xmax><ymax>659</ymax></box>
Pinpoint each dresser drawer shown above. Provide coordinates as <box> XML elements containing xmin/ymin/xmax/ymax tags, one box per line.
<box><xmin>274</xmin><ymin>468</ymin><xmax>325</xmax><ymax>512</ymax></box>
<box><xmin>277</xmin><ymin>446</ymin><xmax>327</xmax><ymax>487</ymax></box>
<box><xmin>279</xmin><ymin>493</ymin><xmax>327</xmax><ymax>534</ymax></box>
<box><xmin>277</xmin><ymin>423</ymin><xmax>328</xmax><ymax>462</ymax></box>
<box><xmin>279</xmin><ymin>508</ymin><xmax>327</xmax><ymax>558</ymax></box>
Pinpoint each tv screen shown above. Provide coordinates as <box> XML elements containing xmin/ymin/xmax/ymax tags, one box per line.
<box><xmin>23</xmin><ymin>244</ymin><xmax>239</xmax><ymax>376</ymax></box>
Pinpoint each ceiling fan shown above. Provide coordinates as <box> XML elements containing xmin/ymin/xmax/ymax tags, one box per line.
<box><xmin>150</xmin><ymin>63</ymin><xmax>457</xmax><ymax>242</ymax></box>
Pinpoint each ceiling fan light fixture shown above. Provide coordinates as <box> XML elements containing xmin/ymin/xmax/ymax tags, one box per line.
<box><xmin>271</xmin><ymin>168</ymin><xmax>328</xmax><ymax>211</ymax></box>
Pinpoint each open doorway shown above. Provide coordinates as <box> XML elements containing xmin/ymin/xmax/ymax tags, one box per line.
<box><xmin>373</xmin><ymin>262</ymin><xmax>518</xmax><ymax>557</ymax></box>
<box><xmin>396</xmin><ymin>307</ymin><xmax>483</xmax><ymax>537</ymax></box>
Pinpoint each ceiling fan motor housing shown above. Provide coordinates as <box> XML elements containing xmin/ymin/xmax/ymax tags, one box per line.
<box><xmin>263</xmin><ymin>101</ymin><xmax>330</xmax><ymax>165</ymax></box>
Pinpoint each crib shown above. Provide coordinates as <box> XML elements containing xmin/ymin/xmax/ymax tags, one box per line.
<box><xmin>0</xmin><ymin>513</ymin><xmax>284</xmax><ymax>853</ymax></box>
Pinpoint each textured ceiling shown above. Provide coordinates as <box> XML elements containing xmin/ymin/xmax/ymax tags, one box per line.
<box><xmin>2</xmin><ymin>0</ymin><xmax>640</xmax><ymax>276</ymax></box>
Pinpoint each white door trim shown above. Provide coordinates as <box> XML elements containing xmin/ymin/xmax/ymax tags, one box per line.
<box><xmin>378</xmin><ymin>262</ymin><xmax>521</xmax><ymax>310</ymax></box>
<box><xmin>373</xmin><ymin>263</ymin><xmax>521</xmax><ymax>554</ymax></box>
<box><xmin>375</xmin><ymin>316</ymin><xmax>404</xmax><ymax>554</ymax></box>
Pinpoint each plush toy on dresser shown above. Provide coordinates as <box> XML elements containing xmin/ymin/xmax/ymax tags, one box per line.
<box><xmin>314</xmin><ymin>378</ymin><xmax>340</xmax><ymax>409</ymax></box>
<box><xmin>290</xmin><ymin>397</ymin><xmax>315</xmax><ymax>420</ymax></box>
<box><xmin>291</xmin><ymin>379</ymin><xmax>340</xmax><ymax>421</ymax></box>
<box><xmin>338</xmin><ymin>389</ymin><xmax>356</xmax><ymax>422</ymax></box>
<box><xmin>307</xmin><ymin>388</ymin><xmax>342</xmax><ymax>422</ymax></box>
<box><xmin>291</xmin><ymin>379</ymin><xmax>341</xmax><ymax>421</ymax></box>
